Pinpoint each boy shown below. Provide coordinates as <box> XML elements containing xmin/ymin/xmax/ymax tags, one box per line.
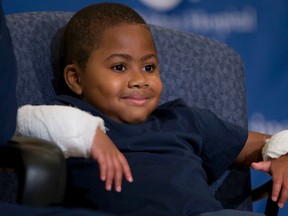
<box><xmin>17</xmin><ymin>3</ymin><xmax>288</xmax><ymax>216</ymax></box>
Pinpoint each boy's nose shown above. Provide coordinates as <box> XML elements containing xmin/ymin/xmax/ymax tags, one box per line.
<box><xmin>128</xmin><ymin>70</ymin><xmax>149</xmax><ymax>89</ymax></box>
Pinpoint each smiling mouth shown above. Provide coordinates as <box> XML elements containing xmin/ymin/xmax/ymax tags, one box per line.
<box><xmin>121</xmin><ymin>95</ymin><xmax>150</xmax><ymax>106</ymax></box>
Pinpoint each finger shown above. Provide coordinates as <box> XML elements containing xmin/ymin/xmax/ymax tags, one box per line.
<box><xmin>272</xmin><ymin>179</ymin><xmax>282</xmax><ymax>202</ymax></box>
<box><xmin>251</xmin><ymin>161</ymin><xmax>272</xmax><ymax>173</ymax></box>
<box><xmin>278</xmin><ymin>191</ymin><xmax>287</xmax><ymax>208</ymax></box>
<box><xmin>97</xmin><ymin>155</ymin><xmax>108</xmax><ymax>182</ymax></box>
<box><xmin>277</xmin><ymin>172</ymin><xmax>288</xmax><ymax>208</ymax></box>
<box><xmin>105</xmin><ymin>157</ymin><xmax>114</xmax><ymax>191</ymax></box>
<box><xmin>119</xmin><ymin>154</ymin><xmax>133</xmax><ymax>183</ymax></box>
<box><xmin>113</xmin><ymin>157</ymin><xmax>123</xmax><ymax>192</ymax></box>
<box><xmin>271</xmin><ymin>161</ymin><xmax>284</xmax><ymax>202</ymax></box>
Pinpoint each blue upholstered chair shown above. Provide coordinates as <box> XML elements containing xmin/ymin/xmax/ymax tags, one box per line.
<box><xmin>1</xmin><ymin>11</ymin><xmax>277</xmax><ymax>215</ymax></box>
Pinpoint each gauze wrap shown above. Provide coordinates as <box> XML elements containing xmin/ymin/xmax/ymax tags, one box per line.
<box><xmin>16</xmin><ymin>105</ymin><xmax>105</xmax><ymax>158</ymax></box>
<box><xmin>262</xmin><ymin>130</ymin><xmax>288</xmax><ymax>161</ymax></box>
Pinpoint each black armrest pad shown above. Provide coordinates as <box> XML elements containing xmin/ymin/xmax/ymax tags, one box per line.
<box><xmin>0</xmin><ymin>136</ymin><xmax>66</xmax><ymax>207</ymax></box>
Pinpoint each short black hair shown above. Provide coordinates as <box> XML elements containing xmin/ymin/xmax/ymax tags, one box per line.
<box><xmin>63</xmin><ymin>2</ymin><xmax>147</xmax><ymax>70</ymax></box>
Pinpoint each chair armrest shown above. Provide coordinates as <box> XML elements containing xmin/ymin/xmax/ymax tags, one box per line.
<box><xmin>0</xmin><ymin>136</ymin><xmax>66</xmax><ymax>207</ymax></box>
<box><xmin>252</xmin><ymin>179</ymin><xmax>279</xmax><ymax>216</ymax></box>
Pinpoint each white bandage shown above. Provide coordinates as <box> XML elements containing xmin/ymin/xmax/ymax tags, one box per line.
<box><xmin>16</xmin><ymin>105</ymin><xmax>105</xmax><ymax>158</ymax></box>
<box><xmin>262</xmin><ymin>130</ymin><xmax>288</xmax><ymax>161</ymax></box>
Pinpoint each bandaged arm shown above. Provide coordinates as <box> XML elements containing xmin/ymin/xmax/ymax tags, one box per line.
<box><xmin>16</xmin><ymin>105</ymin><xmax>105</xmax><ymax>158</ymax></box>
<box><xmin>262</xmin><ymin>130</ymin><xmax>288</xmax><ymax>161</ymax></box>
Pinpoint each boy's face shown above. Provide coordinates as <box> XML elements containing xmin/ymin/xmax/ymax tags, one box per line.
<box><xmin>72</xmin><ymin>24</ymin><xmax>162</xmax><ymax>123</ymax></box>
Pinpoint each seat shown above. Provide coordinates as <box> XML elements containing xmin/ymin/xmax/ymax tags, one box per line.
<box><xmin>2</xmin><ymin>11</ymin><xmax>278</xmax><ymax>215</ymax></box>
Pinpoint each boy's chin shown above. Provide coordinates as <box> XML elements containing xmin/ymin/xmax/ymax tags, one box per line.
<box><xmin>122</xmin><ymin>116</ymin><xmax>148</xmax><ymax>124</ymax></box>
<box><xmin>106</xmin><ymin>107</ymin><xmax>155</xmax><ymax>124</ymax></box>
<box><xmin>117</xmin><ymin>113</ymin><xmax>150</xmax><ymax>124</ymax></box>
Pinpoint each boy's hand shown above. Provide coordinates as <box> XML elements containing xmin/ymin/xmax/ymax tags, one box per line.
<box><xmin>90</xmin><ymin>128</ymin><xmax>133</xmax><ymax>192</ymax></box>
<box><xmin>251</xmin><ymin>154</ymin><xmax>288</xmax><ymax>208</ymax></box>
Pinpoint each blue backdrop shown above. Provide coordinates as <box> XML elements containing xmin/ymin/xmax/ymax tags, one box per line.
<box><xmin>3</xmin><ymin>0</ymin><xmax>288</xmax><ymax>214</ymax></box>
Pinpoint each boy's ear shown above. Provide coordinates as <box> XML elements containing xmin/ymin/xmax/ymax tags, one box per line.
<box><xmin>64</xmin><ymin>64</ymin><xmax>83</xmax><ymax>96</ymax></box>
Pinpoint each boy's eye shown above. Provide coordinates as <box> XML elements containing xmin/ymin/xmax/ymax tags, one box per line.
<box><xmin>112</xmin><ymin>64</ymin><xmax>126</xmax><ymax>72</ymax></box>
<box><xmin>143</xmin><ymin>64</ymin><xmax>155</xmax><ymax>72</ymax></box>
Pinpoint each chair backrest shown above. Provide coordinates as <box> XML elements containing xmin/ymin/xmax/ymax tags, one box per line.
<box><xmin>6</xmin><ymin>11</ymin><xmax>250</xmax><ymax>210</ymax></box>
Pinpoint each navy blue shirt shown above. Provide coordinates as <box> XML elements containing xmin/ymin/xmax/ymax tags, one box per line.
<box><xmin>53</xmin><ymin>95</ymin><xmax>248</xmax><ymax>216</ymax></box>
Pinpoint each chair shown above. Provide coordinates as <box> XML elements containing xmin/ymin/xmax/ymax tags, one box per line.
<box><xmin>3</xmin><ymin>11</ymin><xmax>278</xmax><ymax>215</ymax></box>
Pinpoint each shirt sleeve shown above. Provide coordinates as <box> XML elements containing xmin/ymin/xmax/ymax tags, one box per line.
<box><xmin>16</xmin><ymin>105</ymin><xmax>106</xmax><ymax>158</ymax></box>
<box><xmin>194</xmin><ymin>108</ymin><xmax>248</xmax><ymax>182</ymax></box>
